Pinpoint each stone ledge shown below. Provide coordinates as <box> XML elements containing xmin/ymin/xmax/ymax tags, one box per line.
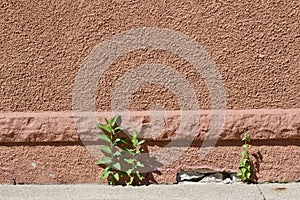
<box><xmin>0</xmin><ymin>109</ymin><xmax>299</xmax><ymax>142</ymax></box>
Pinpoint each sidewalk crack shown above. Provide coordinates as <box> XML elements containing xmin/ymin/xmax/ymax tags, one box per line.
<box><xmin>256</xmin><ymin>185</ymin><xmax>266</xmax><ymax>200</ymax></box>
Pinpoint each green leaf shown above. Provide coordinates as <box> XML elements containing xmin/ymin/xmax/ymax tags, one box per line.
<box><xmin>245</xmin><ymin>154</ymin><xmax>251</xmax><ymax>160</ymax></box>
<box><xmin>100</xmin><ymin>172</ymin><xmax>111</xmax><ymax>179</ymax></box>
<box><xmin>124</xmin><ymin>158</ymin><xmax>135</xmax><ymax>164</ymax></box>
<box><xmin>129</xmin><ymin>176</ymin><xmax>134</xmax><ymax>185</ymax></box>
<box><xmin>113</xmin><ymin>151</ymin><xmax>121</xmax><ymax>157</ymax></box>
<box><xmin>132</xmin><ymin>131</ymin><xmax>137</xmax><ymax>138</ymax></box>
<box><xmin>97</xmin><ymin>134</ymin><xmax>112</xmax><ymax>143</ymax></box>
<box><xmin>236</xmin><ymin>171</ymin><xmax>242</xmax><ymax>177</ymax></box>
<box><xmin>126</xmin><ymin>169</ymin><xmax>133</xmax><ymax>175</ymax></box>
<box><xmin>104</xmin><ymin>118</ymin><xmax>110</xmax><ymax>127</ymax></box>
<box><xmin>111</xmin><ymin>115</ymin><xmax>120</xmax><ymax>127</ymax></box>
<box><xmin>112</xmin><ymin>162</ymin><xmax>121</xmax><ymax>170</ymax></box>
<box><xmin>241</xmin><ymin>168</ymin><xmax>247</xmax><ymax>176</ymax></box>
<box><xmin>135</xmin><ymin>149</ymin><xmax>141</xmax><ymax>155</ymax></box>
<box><xmin>242</xmin><ymin>133</ymin><xmax>250</xmax><ymax>142</ymax></box>
<box><xmin>136</xmin><ymin>161</ymin><xmax>144</xmax><ymax>167</ymax></box>
<box><xmin>113</xmin><ymin>173</ymin><xmax>120</xmax><ymax>181</ymax></box>
<box><xmin>114</xmin><ymin>127</ymin><xmax>123</xmax><ymax>134</ymax></box>
<box><xmin>121</xmin><ymin>139</ymin><xmax>130</xmax><ymax>145</ymax></box>
<box><xmin>137</xmin><ymin>140</ymin><xmax>145</xmax><ymax>145</ymax></box>
<box><xmin>96</xmin><ymin>157</ymin><xmax>112</xmax><ymax>164</ymax></box>
<box><xmin>124</xmin><ymin>148</ymin><xmax>134</xmax><ymax>154</ymax></box>
<box><xmin>243</xmin><ymin>144</ymin><xmax>248</xmax><ymax>149</ymax></box>
<box><xmin>131</xmin><ymin>131</ymin><xmax>138</xmax><ymax>146</ymax></box>
<box><xmin>98</xmin><ymin>145</ymin><xmax>112</xmax><ymax>154</ymax></box>
<box><xmin>240</xmin><ymin>158</ymin><xmax>248</xmax><ymax>167</ymax></box>
<box><xmin>240</xmin><ymin>150</ymin><xmax>248</xmax><ymax>157</ymax></box>
<box><xmin>246</xmin><ymin>171</ymin><xmax>251</xmax><ymax>180</ymax></box>
<box><xmin>114</xmin><ymin>138</ymin><xmax>121</xmax><ymax>145</ymax></box>
<box><xmin>136</xmin><ymin>170</ymin><xmax>142</xmax><ymax>180</ymax></box>
<box><xmin>100</xmin><ymin>166</ymin><xmax>112</xmax><ymax>179</ymax></box>
<box><xmin>246</xmin><ymin>164</ymin><xmax>251</xmax><ymax>172</ymax></box>
<box><xmin>97</xmin><ymin>123</ymin><xmax>112</xmax><ymax>134</ymax></box>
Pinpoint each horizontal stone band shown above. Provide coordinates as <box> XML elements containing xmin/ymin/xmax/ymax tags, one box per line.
<box><xmin>0</xmin><ymin>109</ymin><xmax>299</xmax><ymax>143</ymax></box>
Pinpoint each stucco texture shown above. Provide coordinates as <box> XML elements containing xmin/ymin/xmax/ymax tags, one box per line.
<box><xmin>1</xmin><ymin>110</ymin><xmax>300</xmax><ymax>143</ymax></box>
<box><xmin>0</xmin><ymin>143</ymin><xmax>299</xmax><ymax>184</ymax></box>
<box><xmin>0</xmin><ymin>0</ymin><xmax>299</xmax><ymax>111</ymax></box>
<box><xmin>1</xmin><ymin>0</ymin><xmax>300</xmax><ymax>184</ymax></box>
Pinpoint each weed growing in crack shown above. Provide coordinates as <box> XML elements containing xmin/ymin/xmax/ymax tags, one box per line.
<box><xmin>96</xmin><ymin>115</ymin><xmax>145</xmax><ymax>185</ymax></box>
<box><xmin>237</xmin><ymin>132</ymin><xmax>252</xmax><ymax>182</ymax></box>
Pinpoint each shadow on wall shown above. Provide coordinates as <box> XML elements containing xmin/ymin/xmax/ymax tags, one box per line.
<box><xmin>252</xmin><ymin>150</ymin><xmax>263</xmax><ymax>182</ymax></box>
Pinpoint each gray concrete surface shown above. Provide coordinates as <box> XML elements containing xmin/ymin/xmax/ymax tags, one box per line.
<box><xmin>0</xmin><ymin>183</ymin><xmax>299</xmax><ymax>200</ymax></box>
<box><xmin>257</xmin><ymin>183</ymin><xmax>300</xmax><ymax>200</ymax></box>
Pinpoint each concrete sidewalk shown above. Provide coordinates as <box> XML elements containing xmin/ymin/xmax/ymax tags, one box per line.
<box><xmin>0</xmin><ymin>183</ymin><xmax>299</xmax><ymax>200</ymax></box>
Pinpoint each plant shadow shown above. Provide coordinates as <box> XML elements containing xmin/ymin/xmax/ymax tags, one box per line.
<box><xmin>251</xmin><ymin>150</ymin><xmax>263</xmax><ymax>183</ymax></box>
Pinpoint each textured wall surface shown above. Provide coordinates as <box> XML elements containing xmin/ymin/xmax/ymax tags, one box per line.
<box><xmin>0</xmin><ymin>0</ymin><xmax>300</xmax><ymax>184</ymax></box>
<box><xmin>0</xmin><ymin>0</ymin><xmax>299</xmax><ymax>111</ymax></box>
<box><xmin>1</xmin><ymin>144</ymin><xmax>299</xmax><ymax>184</ymax></box>
<box><xmin>0</xmin><ymin>110</ymin><xmax>300</xmax><ymax>143</ymax></box>
<box><xmin>0</xmin><ymin>110</ymin><xmax>299</xmax><ymax>183</ymax></box>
